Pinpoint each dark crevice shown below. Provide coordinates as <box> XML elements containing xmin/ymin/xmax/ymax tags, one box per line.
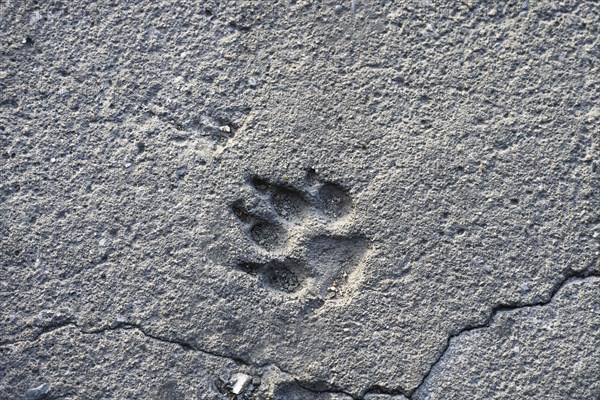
<box><xmin>83</xmin><ymin>322</ymin><xmax>269</xmax><ymax>371</ymax></box>
<box><xmin>294</xmin><ymin>379</ymin><xmax>357</xmax><ymax>399</ymax></box>
<box><xmin>36</xmin><ymin>317</ymin><xmax>76</xmax><ymax>336</ymax></box>
<box><xmin>0</xmin><ymin>320</ymin><xmax>266</xmax><ymax>372</ymax></box>
<box><xmin>1</xmin><ymin>264</ymin><xmax>597</xmax><ymax>400</ymax></box>
<box><xmin>0</xmin><ymin>319</ymin><xmax>301</xmax><ymax>385</ymax></box>
<box><xmin>83</xmin><ymin>322</ymin><xmax>199</xmax><ymax>352</ymax></box>
<box><xmin>361</xmin><ymin>385</ymin><xmax>411</xmax><ymax>399</ymax></box>
<box><xmin>406</xmin><ymin>263</ymin><xmax>599</xmax><ymax>399</ymax></box>
<box><xmin>0</xmin><ymin>319</ymin><xmax>76</xmax><ymax>347</ymax></box>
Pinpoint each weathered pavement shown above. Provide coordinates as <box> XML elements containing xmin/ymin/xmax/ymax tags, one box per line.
<box><xmin>1</xmin><ymin>1</ymin><xmax>598</xmax><ymax>399</ymax></box>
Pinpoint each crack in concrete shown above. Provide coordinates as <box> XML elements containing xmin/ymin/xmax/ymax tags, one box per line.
<box><xmin>2</xmin><ymin>263</ymin><xmax>597</xmax><ymax>400</ymax></box>
<box><xmin>0</xmin><ymin>318</ymin><xmax>77</xmax><ymax>347</ymax></box>
<box><xmin>0</xmin><ymin>320</ymin><xmax>266</xmax><ymax>370</ymax></box>
<box><xmin>294</xmin><ymin>379</ymin><xmax>358</xmax><ymax>399</ymax></box>
<box><xmin>83</xmin><ymin>322</ymin><xmax>256</xmax><ymax>366</ymax></box>
<box><xmin>406</xmin><ymin>265</ymin><xmax>599</xmax><ymax>399</ymax></box>
<box><xmin>0</xmin><ymin>319</ymin><xmax>300</xmax><ymax>392</ymax></box>
<box><xmin>361</xmin><ymin>385</ymin><xmax>411</xmax><ymax>399</ymax></box>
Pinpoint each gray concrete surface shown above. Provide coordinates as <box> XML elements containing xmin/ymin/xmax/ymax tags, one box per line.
<box><xmin>1</xmin><ymin>1</ymin><xmax>598</xmax><ymax>399</ymax></box>
<box><xmin>413</xmin><ymin>276</ymin><xmax>600</xmax><ymax>399</ymax></box>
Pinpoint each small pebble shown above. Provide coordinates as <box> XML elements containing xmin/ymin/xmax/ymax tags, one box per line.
<box><xmin>26</xmin><ymin>383</ymin><xmax>50</xmax><ymax>400</ymax></box>
<box><xmin>230</xmin><ymin>373</ymin><xmax>252</xmax><ymax>395</ymax></box>
<box><xmin>219</xmin><ymin>125</ymin><xmax>231</xmax><ymax>133</ymax></box>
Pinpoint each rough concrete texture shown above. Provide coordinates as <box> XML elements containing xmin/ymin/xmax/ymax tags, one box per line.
<box><xmin>1</xmin><ymin>0</ymin><xmax>598</xmax><ymax>399</ymax></box>
<box><xmin>413</xmin><ymin>277</ymin><xmax>600</xmax><ymax>399</ymax></box>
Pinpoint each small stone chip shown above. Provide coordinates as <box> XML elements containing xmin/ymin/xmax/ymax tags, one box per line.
<box><xmin>231</xmin><ymin>373</ymin><xmax>252</xmax><ymax>395</ymax></box>
<box><xmin>26</xmin><ymin>383</ymin><xmax>50</xmax><ymax>400</ymax></box>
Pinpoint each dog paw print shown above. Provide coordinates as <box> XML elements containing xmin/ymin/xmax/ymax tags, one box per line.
<box><xmin>232</xmin><ymin>171</ymin><xmax>369</xmax><ymax>299</ymax></box>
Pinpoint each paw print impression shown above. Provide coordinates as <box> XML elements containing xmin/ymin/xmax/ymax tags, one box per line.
<box><xmin>232</xmin><ymin>172</ymin><xmax>370</xmax><ymax>299</ymax></box>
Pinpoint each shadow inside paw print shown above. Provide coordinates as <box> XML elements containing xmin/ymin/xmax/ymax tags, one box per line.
<box><xmin>232</xmin><ymin>172</ymin><xmax>369</xmax><ymax>298</ymax></box>
<box><xmin>232</xmin><ymin>201</ymin><xmax>286</xmax><ymax>251</ymax></box>
<box><xmin>239</xmin><ymin>259</ymin><xmax>306</xmax><ymax>294</ymax></box>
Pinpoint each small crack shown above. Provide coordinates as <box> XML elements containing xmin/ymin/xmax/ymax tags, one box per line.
<box><xmin>0</xmin><ymin>318</ymin><xmax>308</xmax><ymax>394</ymax></box>
<box><xmin>82</xmin><ymin>322</ymin><xmax>254</xmax><ymax>366</ymax></box>
<box><xmin>360</xmin><ymin>385</ymin><xmax>411</xmax><ymax>399</ymax></box>
<box><xmin>294</xmin><ymin>379</ymin><xmax>358</xmax><ymax>399</ymax></box>
<box><xmin>0</xmin><ymin>320</ymin><xmax>276</xmax><ymax>373</ymax></box>
<box><xmin>406</xmin><ymin>264</ymin><xmax>599</xmax><ymax>399</ymax></box>
<box><xmin>2</xmin><ymin>262</ymin><xmax>597</xmax><ymax>400</ymax></box>
<box><xmin>0</xmin><ymin>318</ymin><xmax>77</xmax><ymax>347</ymax></box>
